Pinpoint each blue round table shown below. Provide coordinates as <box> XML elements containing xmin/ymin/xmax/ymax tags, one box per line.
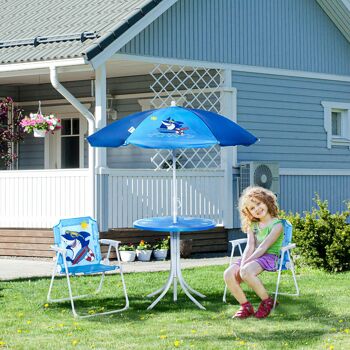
<box><xmin>134</xmin><ymin>216</ymin><xmax>216</xmax><ymax>310</ymax></box>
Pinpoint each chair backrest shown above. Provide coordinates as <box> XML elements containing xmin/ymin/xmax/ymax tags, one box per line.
<box><xmin>53</xmin><ymin>217</ymin><xmax>102</xmax><ymax>270</ymax></box>
<box><xmin>280</xmin><ymin>219</ymin><xmax>293</xmax><ymax>270</ymax></box>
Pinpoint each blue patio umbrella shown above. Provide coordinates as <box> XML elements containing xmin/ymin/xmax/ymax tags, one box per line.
<box><xmin>87</xmin><ymin>104</ymin><xmax>258</xmax><ymax>223</ymax></box>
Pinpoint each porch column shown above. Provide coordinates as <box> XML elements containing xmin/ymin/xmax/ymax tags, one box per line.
<box><xmin>221</xmin><ymin>69</ymin><xmax>236</xmax><ymax>228</ymax></box>
<box><xmin>95</xmin><ymin>64</ymin><xmax>108</xmax><ymax>231</ymax></box>
<box><xmin>95</xmin><ymin>64</ymin><xmax>107</xmax><ymax>167</ymax></box>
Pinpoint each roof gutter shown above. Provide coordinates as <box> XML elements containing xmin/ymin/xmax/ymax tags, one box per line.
<box><xmin>49</xmin><ymin>65</ymin><xmax>96</xmax><ymax>218</ymax></box>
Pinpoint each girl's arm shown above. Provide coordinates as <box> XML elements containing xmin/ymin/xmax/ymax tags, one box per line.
<box><xmin>242</xmin><ymin>223</ymin><xmax>283</xmax><ymax>265</ymax></box>
<box><xmin>240</xmin><ymin>230</ymin><xmax>255</xmax><ymax>266</ymax></box>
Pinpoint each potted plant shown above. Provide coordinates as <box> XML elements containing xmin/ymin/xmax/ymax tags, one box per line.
<box><xmin>20</xmin><ymin>113</ymin><xmax>61</xmax><ymax>137</ymax></box>
<box><xmin>153</xmin><ymin>237</ymin><xmax>170</xmax><ymax>261</ymax></box>
<box><xmin>136</xmin><ymin>240</ymin><xmax>152</xmax><ymax>261</ymax></box>
<box><xmin>118</xmin><ymin>243</ymin><xmax>136</xmax><ymax>262</ymax></box>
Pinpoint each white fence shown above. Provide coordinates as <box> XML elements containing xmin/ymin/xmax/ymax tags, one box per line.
<box><xmin>107</xmin><ymin>169</ymin><xmax>225</xmax><ymax>228</ymax></box>
<box><xmin>0</xmin><ymin>168</ymin><xmax>226</xmax><ymax>229</ymax></box>
<box><xmin>0</xmin><ymin>169</ymin><xmax>91</xmax><ymax>228</ymax></box>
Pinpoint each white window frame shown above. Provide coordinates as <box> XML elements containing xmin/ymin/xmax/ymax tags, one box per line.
<box><xmin>322</xmin><ymin>101</ymin><xmax>350</xmax><ymax>149</ymax></box>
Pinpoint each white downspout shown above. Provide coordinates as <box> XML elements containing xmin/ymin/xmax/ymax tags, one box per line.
<box><xmin>49</xmin><ymin>65</ymin><xmax>96</xmax><ymax>218</ymax></box>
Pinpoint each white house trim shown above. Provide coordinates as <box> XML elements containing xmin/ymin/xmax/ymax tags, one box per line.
<box><xmin>113</xmin><ymin>54</ymin><xmax>350</xmax><ymax>82</ymax></box>
<box><xmin>322</xmin><ymin>101</ymin><xmax>350</xmax><ymax>149</ymax></box>
<box><xmin>280</xmin><ymin>168</ymin><xmax>350</xmax><ymax>176</ymax></box>
<box><xmin>88</xmin><ymin>0</ymin><xmax>179</xmax><ymax>69</ymax></box>
<box><xmin>0</xmin><ymin>58</ymin><xmax>87</xmax><ymax>75</ymax></box>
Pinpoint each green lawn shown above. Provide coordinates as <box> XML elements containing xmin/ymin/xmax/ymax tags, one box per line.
<box><xmin>0</xmin><ymin>266</ymin><xmax>349</xmax><ymax>350</ymax></box>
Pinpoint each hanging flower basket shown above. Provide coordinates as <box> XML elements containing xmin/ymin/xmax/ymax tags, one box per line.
<box><xmin>33</xmin><ymin>128</ymin><xmax>47</xmax><ymax>138</ymax></box>
<box><xmin>20</xmin><ymin>113</ymin><xmax>61</xmax><ymax>137</ymax></box>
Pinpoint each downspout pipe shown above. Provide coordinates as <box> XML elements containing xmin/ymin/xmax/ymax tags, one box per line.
<box><xmin>49</xmin><ymin>65</ymin><xmax>96</xmax><ymax>218</ymax></box>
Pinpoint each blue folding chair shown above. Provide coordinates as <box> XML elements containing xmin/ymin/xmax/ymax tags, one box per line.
<box><xmin>223</xmin><ymin>219</ymin><xmax>300</xmax><ymax>308</ymax></box>
<box><xmin>47</xmin><ymin>217</ymin><xmax>129</xmax><ymax>318</ymax></box>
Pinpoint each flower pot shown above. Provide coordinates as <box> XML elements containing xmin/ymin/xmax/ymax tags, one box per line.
<box><xmin>33</xmin><ymin>129</ymin><xmax>46</xmax><ymax>137</ymax></box>
<box><xmin>119</xmin><ymin>250</ymin><xmax>136</xmax><ymax>262</ymax></box>
<box><xmin>136</xmin><ymin>249</ymin><xmax>152</xmax><ymax>261</ymax></box>
<box><xmin>153</xmin><ymin>249</ymin><xmax>168</xmax><ymax>261</ymax></box>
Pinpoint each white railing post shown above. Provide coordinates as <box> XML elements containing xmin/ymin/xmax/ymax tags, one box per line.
<box><xmin>95</xmin><ymin>64</ymin><xmax>108</xmax><ymax>230</ymax></box>
<box><xmin>220</xmin><ymin>69</ymin><xmax>235</xmax><ymax>228</ymax></box>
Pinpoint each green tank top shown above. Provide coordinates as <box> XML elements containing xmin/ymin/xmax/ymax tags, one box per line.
<box><xmin>252</xmin><ymin>219</ymin><xmax>283</xmax><ymax>255</ymax></box>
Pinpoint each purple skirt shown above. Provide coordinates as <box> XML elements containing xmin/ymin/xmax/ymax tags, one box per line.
<box><xmin>234</xmin><ymin>253</ymin><xmax>279</xmax><ymax>272</ymax></box>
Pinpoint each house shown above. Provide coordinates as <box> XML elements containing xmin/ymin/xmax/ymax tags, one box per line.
<box><xmin>1</xmin><ymin>0</ymin><xmax>350</xmax><ymax>257</ymax></box>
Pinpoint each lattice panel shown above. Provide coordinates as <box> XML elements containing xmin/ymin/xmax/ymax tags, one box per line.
<box><xmin>149</xmin><ymin>64</ymin><xmax>224</xmax><ymax>170</ymax></box>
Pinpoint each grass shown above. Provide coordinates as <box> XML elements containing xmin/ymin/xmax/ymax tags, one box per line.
<box><xmin>0</xmin><ymin>265</ymin><xmax>349</xmax><ymax>350</ymax></box>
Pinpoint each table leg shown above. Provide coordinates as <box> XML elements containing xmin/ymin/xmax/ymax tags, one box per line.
<box><xmin>174</xmin><ymin>232</ymin><xmax>206</xmax><ymax>310</ymax></box>
<box><xmin>147</xmin><ymin>231</ymin><xmax>206</xmax><ymax>310</ymax></box>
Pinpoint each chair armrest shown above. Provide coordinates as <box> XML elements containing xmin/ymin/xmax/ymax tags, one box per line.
<box><xmin>99</xmin><ymin>239</ymin><xmax>121</xmax><ymax>248</ymax></box>
<box><xmin>228</xmin><ymin>238</ymin><xmax>248</xmax><ymax>245</ymax></box>
<box><xmin>281</xmin><ymin>243</ymin><xmax>296</xmax><ymax>252</ymax></box>
<box><xmin>50</xmin><ymin>245</ymin><xmax>67</xmax><ymax>256</ymax></box>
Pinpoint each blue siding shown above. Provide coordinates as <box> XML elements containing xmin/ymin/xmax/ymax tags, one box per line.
<box><xmin>18</xmin><ymin>135</ymin><xmax>44</xmax><ymax>169</ymax></box>
<box><xmin>120</xmin><ymin>0</ymin><xmax>350</xmax><ymax>76</ymax></box>
<box><xmin>234</xmin><ymin>71</ymin><xmax>350</xmax><ymax>169</ymax></box>
<box><xmin>280</xmin><ymin>175</ymin><xmax>350</xmax><ymax>214</ymax></box>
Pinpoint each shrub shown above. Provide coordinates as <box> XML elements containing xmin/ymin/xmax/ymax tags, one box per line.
<box><xmin>283</xmin><ymin>195</ymin><xmax>350</xmax><ymax>273</ymax></box>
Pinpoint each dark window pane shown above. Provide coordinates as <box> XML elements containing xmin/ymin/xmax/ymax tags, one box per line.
<box><xmin>61</xmin><ymin>119</ymin><xmax>71</xmax><ymax>136</ymax></box>
<box><xmin>331</xmin><ymin>112</ymin><xmax>341</xmax><ymax>136</ymax></box>
<box><xmin>61</xmin><ymin>136</ymin><xmax>79</xmax><ymax>168</ymax></box>
<box><xmin>72</xmin><ymin>118</ymin><xmax>79</xmax><ymax>135</ymax></box>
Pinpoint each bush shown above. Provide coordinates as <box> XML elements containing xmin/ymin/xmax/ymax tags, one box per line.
<box><xmin>283</xmin><ymin>195</ymin><xmax>350</xmax><ymax>273</ymax></box>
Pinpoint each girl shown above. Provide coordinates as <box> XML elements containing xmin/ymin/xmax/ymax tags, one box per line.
<box><xmin>223</xmin><ymin>186</ymin><xmax>284</xmax><ymax>319</ymax></box>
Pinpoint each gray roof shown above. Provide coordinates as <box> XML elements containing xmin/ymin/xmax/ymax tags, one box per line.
<box><xmin>0</xmin><ymin>0</ymin><xmax>163</xmax><ymax>65</ymax></box>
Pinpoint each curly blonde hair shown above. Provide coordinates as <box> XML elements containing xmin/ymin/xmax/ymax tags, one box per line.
<box><xmin>238</xmin><ymin>186</ymin><xmax>279</xmax><ymax>233</ymax></box>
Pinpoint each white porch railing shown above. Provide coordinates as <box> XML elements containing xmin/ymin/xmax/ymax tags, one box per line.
<box><xmin>107</xmin><ymin>169</ymin><xmax>225</xmax><ymax>228</ymax></box>
<box><xmin>0</xmin><ymin>169</ymin><xmax>91</xmax><ymax>228</ymax></box>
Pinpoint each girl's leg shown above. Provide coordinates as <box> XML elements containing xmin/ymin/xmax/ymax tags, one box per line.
<box><xmin>223</xmin><ymin>264</ymin><xmax>247</xmax><ymax>304</ymax></box>
<box><xmin>239</xmin><ymin>261</ymin><xmax>269</xmax><ymax>300</ymax></box>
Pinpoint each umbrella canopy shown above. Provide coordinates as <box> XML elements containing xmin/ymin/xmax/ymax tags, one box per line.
<box><xmin>87</xmin><ymin>106</ymin><xmax>258</xmax><ymax>149</ymax></box>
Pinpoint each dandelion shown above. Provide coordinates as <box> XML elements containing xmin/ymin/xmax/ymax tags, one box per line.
<box><xmin>160</xmin><ymin>335</ymin><xmax>167</xmax><ymax>340</ymax></box>
<box><xmin>328</xmin><ymin>345</ymin><xmax>334</xmax><ymax>350</ymax></box>
<box><xmin>239</xmin><ymin>340</ymin><xmax>246</xmax><ymax>345</ymax></box>
<box><xmin>44</xmin><ymin>303</ymin><xmax>49</xmax><ymax>308</ymax></box>
<box><xmin>58</xmin><ymin>323</ymin><xmax>64</xmax><ymax>328</ymax></box>
<box><xmin>0</xmin><ymin>341</ymin><xmax>5</xmax><ymax>347</ymax></box>
<box><xmin>339</xmin><ymin>320</ymin><xmax>344</xmax><ymax>323</ymax></box>
<box><xmin>72</xmin><ymin>340</ymin><xmax>79</xmax><ymax>346</ymax></box>
<box><xmin>17</xmin><ymin>329</ymin><xmax>22</xmax><ymax>333</ymax></box>
<box><xmin>174</xmin><ymin>340</ymin><xmax>180</xmax><ymax>347</ymax></box>
<box><xmin>17</xmin><ymin>312</ymin><xmax>24</xmax><ymax>317</ymax></box>
<box><xmin>191</xmin><ymin>329</ymin><xmax>197</xmax><ymax>334</ymax></box>
<box><xmin>344</xmin><ymin>328</ymin><xmax>349</xmax><ymax>334</ymax></box>
<box><xmin>26</xmin><ymin>320</ymin><xmax>32</xmax><ymax>325</ymax></box>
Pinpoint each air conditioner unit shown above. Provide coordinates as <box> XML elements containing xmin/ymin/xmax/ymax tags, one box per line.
<box><xmin>239</xmin><ymin>162</ymin><xmax>279</xmax><ymax>196</ymax></box>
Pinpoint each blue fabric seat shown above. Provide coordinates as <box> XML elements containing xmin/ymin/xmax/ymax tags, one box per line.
<box><xmin>60</xmin><ymin>263</ymin><xmax>119</xmax><ymax>275</ymax></box>
<box><xmin>47</xmin><ymin>216</ymin><xmax>129</xmax><ymax>318</ymax></box>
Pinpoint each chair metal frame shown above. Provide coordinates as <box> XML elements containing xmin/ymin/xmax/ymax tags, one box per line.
<box><xmin>223</xmin><ymin>220</ymin><xmax>300</xmax><ymax>308</ymax></box>
<box><xmin>47</xmin><ymin>217</ymin><xmax>129</xmax><ymax>318</ymax></box>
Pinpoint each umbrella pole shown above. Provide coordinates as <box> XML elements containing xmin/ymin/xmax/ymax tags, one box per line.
<box><xmin>172</xmin><ymin>149</ymin><xmax>177</xmax><ymax>224</ymax></box>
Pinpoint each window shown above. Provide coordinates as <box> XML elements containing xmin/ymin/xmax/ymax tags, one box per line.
<box><xmin>322</xmin><ymin>102</ymin><xmax>350</xmax><ymax>149</ymax></box>
<box><xmin>61</xmin><ymin>118</ymin><xmax>80</xmax><ymax>168</ymax></box>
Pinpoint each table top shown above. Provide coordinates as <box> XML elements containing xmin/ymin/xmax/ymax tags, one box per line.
<box><xmin>134</xmin><ymin>216</ymin><xmax>216</xmax><ymax>232</ymax></box>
